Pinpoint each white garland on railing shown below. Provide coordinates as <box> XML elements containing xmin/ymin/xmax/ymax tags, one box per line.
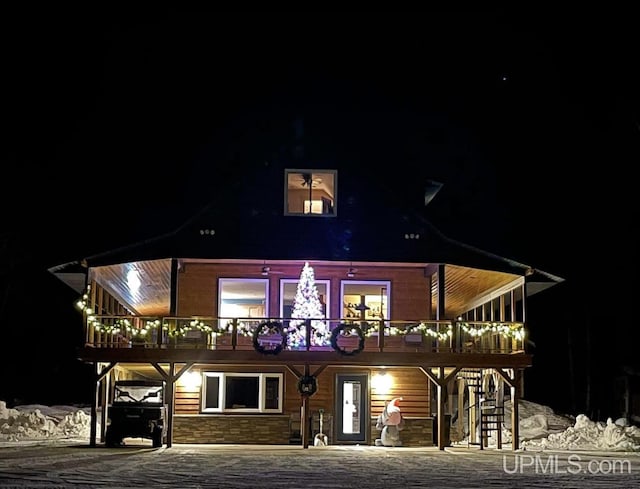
<box><xmin>91</xmin><ymin>318</ymin><xmax>160</xmax><ymax>339</ymax></box>
<box><xmin>364</xmin><ymin>321</ymin><xmax>524</xmax><ymax>342</ymax></box>
<box><xmin>129</xmin><ymin>319</ymin><xmax>160</xmax><ymax>338</ymax></box>
<box><xmin>167</xmin><ymin>320</ymin><xmax>214</xmax><ymax>338</ymax></box>
<box><xmin>460</xmin><ymin>322</ymin><xmax>525</xmax><ymax>340</ymax></box>
<box><xmin>387</xmin><ymin>323</ymin><xmax>453</xmax><ymax>342</ymax></box>
<box><xmin>91</xmin><ymin>318</ymin><xmax>128</xmax><ymax>335</ymax></box>
<box><xmin>223</xmin><ymin>321</ymin><xmax>254</xmax><ymax>337</ymax></box>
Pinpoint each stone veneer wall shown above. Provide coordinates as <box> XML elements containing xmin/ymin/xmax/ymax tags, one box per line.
<box><xmin>369</xmin><ymin>417</ymin><xmax>435</xmax><ymax>447</ymax></box>
<box><xmin>173</xmin><ymin>415</ymin><xmax>291</xmax><ymax>444</ymax></box>
<box><xmin>173</xmin><ymin>415</ymin><xmax>435</xmax><ymax>446</ymax></box>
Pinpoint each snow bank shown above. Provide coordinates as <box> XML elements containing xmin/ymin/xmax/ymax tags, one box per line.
<box><xmin>522</xmin><ymin>414</ymin><xmax>640</xmax><ymax>451</ymax></box>
<box><xmin>505</xmin><ymin>399</ymin><xmax>575</xmax><ymax>440</ymax></box>
<box><xmin>0</xmin><ymin>400</ymin><xmax>90</xmax><ymax>441</ymax></box>
<box><xmin>460</xmin><ymin>399</ymin><xmax>640</xmax><ymax>452</ymax></box>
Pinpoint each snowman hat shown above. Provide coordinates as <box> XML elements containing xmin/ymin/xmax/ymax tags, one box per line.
<box><xmin>389</xmin><ymin>397</ymin><xmax>403</xmax><ymax>408</ymax></box>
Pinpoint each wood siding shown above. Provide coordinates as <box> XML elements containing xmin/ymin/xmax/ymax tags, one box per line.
<box><xmin>370</xmin><ymin>367</ymin><xmax>431</xmax><ymax>418</ymax></box>
<box><xmin>177</xmin><ymin>263</ymin><xmax>431</xmax><ymax>320</ymax></box>
<box><xmin>173</xmin><ymin>365</ymin><xmax>434</xmax><ymax>446</ymax></box>
<box><xmin>175</xmin><ymin>366</ymin><xmax>431</xmax><ymax>418</ymax></box>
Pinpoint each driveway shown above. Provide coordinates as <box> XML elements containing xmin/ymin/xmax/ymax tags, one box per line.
<box><xmin>0</xmin><ymin>442</ymin><xmax>639</xmax><ymax>488</ymax></box>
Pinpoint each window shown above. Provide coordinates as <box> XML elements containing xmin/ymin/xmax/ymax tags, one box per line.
<box><xmin>201</xmin><ymin>373</ymin><xmax>283</xmax><ymax>413</ymax></box>
<box><xmin>285</xmin><ymin>169</ymin><xmax>337</xmax><ymax>216</ymax></box>
<box><xmin>279</xmin><ymin>278</ymin><xmax>330</xmax><ymax>319</ymax></box>
<box><xmin>218</xmin><ymin>278</ymin><xmax>268</xmax><ymax>330</ymax></box>
<box><xmin>341</xmin><ymin>280</ymin><xmax>391</xmax><ymax>321</ymax></box>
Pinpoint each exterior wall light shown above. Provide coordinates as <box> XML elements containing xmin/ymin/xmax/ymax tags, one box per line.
<box><xmin>179</xmin><ymin>371</ymin><xmax>202</xmax><ymax>390</ymax></box>
<box><xmin>372</xmin><ymin>371</ymin><xmax>393</xmax><ymax>394</ymax></box>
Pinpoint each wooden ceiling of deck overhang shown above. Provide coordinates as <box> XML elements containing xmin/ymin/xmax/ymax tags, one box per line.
<box><xmin>91</xmin><ymin>259</ymin><xmax>172</xmax><ymax>317</ymax></box>
<box><xmin>429</xmin><ymin>263</ymin><xmax>522</xmax><ymax>318</ymax></box>
<box><xmin>90</xmin><ymin>259</ymin><xmax>519</xmax><ymax>320</ymax></box>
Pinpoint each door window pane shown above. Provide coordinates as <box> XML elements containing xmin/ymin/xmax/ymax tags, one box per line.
<box><xmin>342</xmin><ymin>381</ymin><xmax>361</xmax><ymax>434</ymax></box>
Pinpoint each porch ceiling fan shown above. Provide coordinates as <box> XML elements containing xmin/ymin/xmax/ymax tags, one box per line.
<box><xmin>299</xmin><ymin>173</ymin><xmax>323</xmax><ymax>188</ymax></box>
<box><xmin>345</xmin><ymin>263</ymin><xmax>359</xmax><ymax>278</ymax></box>
<box><xmin>256</xmin><ymin>264</ymin><xmax>286</xmax><ymax>276</ymax></box>
<box><xmin>248</xmin><ymin>262</ymin><xmax>285</xmax><ymax>277</ymax></box>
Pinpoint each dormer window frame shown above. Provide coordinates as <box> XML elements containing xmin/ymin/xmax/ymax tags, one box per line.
<box><xmin>284</xmin><ymin>169</ymin><xmax>338</xmax><ymax>217</ymax></box>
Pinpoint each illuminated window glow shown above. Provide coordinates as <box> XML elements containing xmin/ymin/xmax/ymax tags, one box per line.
<box><xmin>284</xmin><ymin>169</ymin><xmax>337</xmax><ymax>217</ymax></box>
<box><xmin>202</xmin><ymin>372</ymin><xmax>283</xmax><ymax>413</ymax></box>
<box><xmin>303</xmin><ymin>199</ymin><xmax>323</xmax><ymax>214</ymax></box>
<box><xmin>342</xmin><ymin>381</ymin><xmax>361</xmax><ymax>434</ymax></box>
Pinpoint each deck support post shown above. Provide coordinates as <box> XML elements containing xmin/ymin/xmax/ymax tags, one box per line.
<box><xmin>495</xmin><ymin>367</ymin><xmax>522</xmax><ymax>451</ymax></box>
<box><xmin>166</xmin><ymin>363</ymin><xmax>175</xmax><ymax>448</ymax></box>
<box><xmin>420</xmin><ymin>366</ymin><xmax>460</xmax><ymax>450</ymax></box>
<box><xmin>436</xmin><ymin>374</ymin><xmax>446</xmax><ymax>450</ymax></box>
<box><xmin>90</xmin><ymin>363</ymin><xmax>99</xmax><ymax>448</ymax></box>
<box><xmin>89</xmin><ymin>362</ymin><xmax>116</xmax><ymax>447</ymax></box>
<box><xmin>301</xmin><ymin>365</ymin><xmax>310</xmax><ymax>448</ymax></box>
<box><xmin>152</xmin><ymin>361</ymin><xmax>194</xmax><ymax>449</ymax></box>
<box><xmin>510</xmin><ymin>369</ymin><xmax>521</xmax><ymax>451</ymax></box>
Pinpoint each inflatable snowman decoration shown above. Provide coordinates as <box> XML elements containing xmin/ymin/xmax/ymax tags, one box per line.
<box><xmin>375</xmin><ymin>397</ymin><xmax>404</xmax><ymax>446</ymax></box>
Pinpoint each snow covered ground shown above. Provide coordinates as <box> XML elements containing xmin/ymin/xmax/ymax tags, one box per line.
<box><xmin>0</xmin><ymin>401</ymin><xmax>91</xmax><ymax>443</ymax></box>
<box><xmin>2</xmin><ymin>398</ymin><xmax>640</xmax><ymax>451</ymax></box>
<box><xmin>491</xmin><ymin>399</ymin><xmax>640</xmax><ymax>452</ymax></box>
<box><xmin>1</xmin><ymin>399</ymin><xmax>640</xmax><ymax>488</ymax></box>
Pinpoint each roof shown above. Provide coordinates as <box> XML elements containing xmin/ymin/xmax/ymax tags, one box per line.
<box><xmin>48</xmin><ymin>164</ymin><xmax>564</xmax><ymax>297</ymax></box>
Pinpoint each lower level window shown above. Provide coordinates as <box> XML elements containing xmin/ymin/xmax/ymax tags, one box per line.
<box><xmin>202</xmin><ymin>372</ymin><xmax>283</xmax><ymax>413</ymax></box>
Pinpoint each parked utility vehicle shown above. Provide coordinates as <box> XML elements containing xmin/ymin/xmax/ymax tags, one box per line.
<box><xmin>105</xmin><ymin>379</ymin><xmax>167</xmax><ymax>447</ymax></box>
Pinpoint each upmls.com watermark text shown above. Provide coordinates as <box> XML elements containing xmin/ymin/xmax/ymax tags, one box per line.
<box><xmin>503</xmin><ymin>454</ymin><xmax>632</xmax><ymax>475</ymax></box>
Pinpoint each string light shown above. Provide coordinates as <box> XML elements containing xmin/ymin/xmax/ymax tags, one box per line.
<box><xmin>75</xmin><ymin>285</ymin><xmax>92</xmax><ymax>314</ymax></box>
<box><xmin>460</xmin><ymin>322</ymin><xmax>525</xmax><ymax>340</ymax></box>
<box><xmin>167</xmin><ymin>320</ymin><xmax>214</xmax><ymax>338</ymax></box>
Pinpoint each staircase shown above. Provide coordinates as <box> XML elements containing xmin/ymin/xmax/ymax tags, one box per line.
<box><xmin>479</xmin><ymin>396</ymin><xmax>504</xmax><ymax>449</ymax></box>
<box><xmin>458</xmin><ymin>369</ymin><xmax>505</xmax><ymax>449</ymax></box>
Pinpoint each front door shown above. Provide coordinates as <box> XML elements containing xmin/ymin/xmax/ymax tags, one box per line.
<box><xmin>335</xmin><ymin>373</ymin><xmax>369</xmax><ymax>444</ymax></box>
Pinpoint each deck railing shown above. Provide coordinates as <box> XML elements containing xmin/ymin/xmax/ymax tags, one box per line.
<box><xmin>84</xmin><ymin>315</ymin><xmax>526</xmax><ymax>354</ymax></box>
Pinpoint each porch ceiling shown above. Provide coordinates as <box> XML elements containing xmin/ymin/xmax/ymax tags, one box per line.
<box><xmin>91</xmin><ymin>259</ymin><xmax>520</xmax><ymax>319</ymax></box>
<box><xmin>434</xmin><ymin>264</ymin><xmax>521</xmax><ymax>318</ymax></box>
<box><xmin>91</xmin><ymin>259</ymin><xmax>172</xmax><ymax>316</ymax></box>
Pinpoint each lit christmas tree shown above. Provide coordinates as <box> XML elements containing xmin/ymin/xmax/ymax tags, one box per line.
<box><xmin>286</xmin><ymin>262</ymin><xmax>331</xmax><ymax>348</ymax></box>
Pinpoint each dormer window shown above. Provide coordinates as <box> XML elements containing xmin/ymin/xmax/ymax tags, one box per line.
<box><xmin>285</xmin><ymin>169</ymin><xmax>337</xmax><ymax>217</ymax></box>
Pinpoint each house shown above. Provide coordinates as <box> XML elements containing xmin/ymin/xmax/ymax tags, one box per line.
<box><xmin>48</xmin><ymin>164</ymin><xmax>563</xmax><ymax>450</ymax></box>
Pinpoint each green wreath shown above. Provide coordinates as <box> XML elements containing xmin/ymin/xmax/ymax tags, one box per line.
<box><xmin>252</xmin><ymin>321</ymin><xmax>286</xmax><ymax>355</ymax></box>
<box><xmin>330</xmin><ymin>323</ymin><xmax>365</xmax><ymax>356</ymax></box>
<box><xmin>297</xmin><ymin>374</ymin><xmax>318</xmax><ymax>396</ymax></box>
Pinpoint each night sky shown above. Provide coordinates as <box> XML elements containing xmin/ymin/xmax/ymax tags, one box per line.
<box><xmin>2</xmin><ymin>9</ymin><xmax>638</xmax><ymax>414</ymax></box>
